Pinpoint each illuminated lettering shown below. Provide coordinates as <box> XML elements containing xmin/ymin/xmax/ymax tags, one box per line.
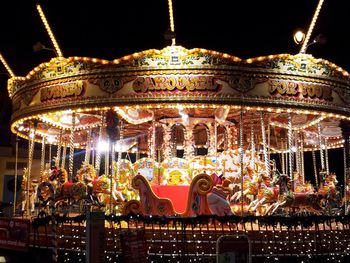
<box><xmin>40</xmin><ymin>81</ymin><xmax>84</xmax><ymax>102</ymax></box>
<box><xmin>268</xmin><ymin>80</ymin><xmax>333</xmax><ymax>101</ymax></box>
<box><xmin>132</xmin><ymin>76</ymin><xmax>220</xmax><ymax>92</ymax></box>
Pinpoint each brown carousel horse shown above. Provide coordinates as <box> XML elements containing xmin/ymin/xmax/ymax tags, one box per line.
<box><xmin>37</xmin><ymin>164</ymin><xmax>104</xmax><ymax>212</ymax></box>
<box><xmin>317</xmin><ymin>172</ymin><xmax>342</xmax><ymax>214</ymax></box>
<box><xmin>265</xmin><ymin>171</ymin><xmax>340</xmax><ymax>215</ymax></box>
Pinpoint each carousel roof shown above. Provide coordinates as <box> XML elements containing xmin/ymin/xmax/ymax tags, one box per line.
<box><xmin>5</xmin><ymin>45</ymin><xmax>350</xmax><ymax>152</ymax></box>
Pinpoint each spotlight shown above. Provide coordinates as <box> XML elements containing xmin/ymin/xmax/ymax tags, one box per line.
<box><xmin>294</xmin><ymin>31</ymin><xmax>305</xmax><ymax>45</ymax></box>
<box><xmin>97</xmin><ymin>140</ymin><xmax>109</xmax><ymax>152</ymax></box>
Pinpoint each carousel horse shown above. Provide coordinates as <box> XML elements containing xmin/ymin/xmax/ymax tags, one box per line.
<box><xmin>37</xmin><ymin>164</ymin><xmax>104</xmax><ymax>211</ymax></box>
<box><xmin>74</xmin><ymin>163</ymin><xmax>104</xmax><ymax>207</ymax></box>
<box><xmin>266</xmin><ymin>171</ymin><xmax>322</xmax><ymax>217</ymax></box>
<box><xmin>112</xmin><ymin>160</ymin><xmax>138</xmax><ymax>201</ymax></box>
<box><xmin>18</xmin><ymin>168</ymin><xmax>38</xmax><ymax>215</ymax></box>
<box><xmin>247</xmin><ymin>172</ymin><xmax>279</xmax><ymax>213</ymax></box>
<box><xmin>93</xmin><ymin>174</ymin><xmax>125</xmax><ymax>213</ymax></box>
<box><xmin>37</xmin><ymin>166</ymin><xmax>68</xmax><ymax>209</ymax></box>
<box><xmin>292</xmin><ymin>171</ymin><xmax>315</xmax><ymax>194</ymax></box>
<box><xmin>318</xmin><ymin>172</ymin><xmax>342</xmax><ymax>213</ymax></box>
<box><xmin>229</xmin><ymin>166</ymin><xmax>256</xmax><ymax>202</ymax></box>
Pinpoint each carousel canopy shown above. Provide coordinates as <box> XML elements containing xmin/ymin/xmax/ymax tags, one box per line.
<box><xmin>6</xmin><ymin>45</ymin><xmax>350</xmax><ymax>151</ymax></box>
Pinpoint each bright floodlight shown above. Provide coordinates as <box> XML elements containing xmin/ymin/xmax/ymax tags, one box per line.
<box><xmin>294</xmin><ymin>31</ymin><xmax>305</xmax><ymax>45</ymax></box>
<box><xmin>97</xmin><ymin>140</ymin><xmax>109</xmax><ymax>152</ymax></box>
<box><xmin>47</xmin><ymin>136</ymin><xmax>55</xmax><ymax>144</ymax></box>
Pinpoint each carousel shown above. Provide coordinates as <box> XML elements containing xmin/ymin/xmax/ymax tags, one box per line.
<box><xmin>8</xmin><ymin>36</ymin><xmax>350</xmax><ymax>218</ymax></box>
<box><xmin>2</xmin><ymin>1</ymin><xmax>350</xmax><ymax>262</ymax></box>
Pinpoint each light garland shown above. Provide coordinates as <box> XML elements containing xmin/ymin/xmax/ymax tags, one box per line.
<box><xmin>167</xmin><ymin>0</ymin><xmax>176</xmax><ymax>45</ymax></box>
<box><xmin>300</xmin><ymin>0</ymin><xmax>325</xmax><ymax>54</ymax></box>
<box><xmin>270</xmin><ymin>116</ymin><xmax>325</xmax><ymax>131</ymax></box>
<box><xmin>0</xmin><ymin>52</ymin><xmax>15</xmax><ymax>77</ymax></box>
<box><xmin>36</xmin><ymin>4</ymin><xmax>63</xmax><ymax>57</ymax></box>
<box><xmin>288</xmin><ymin>113</ymin><xmax>293</xmax><ymax>180</ymax></box>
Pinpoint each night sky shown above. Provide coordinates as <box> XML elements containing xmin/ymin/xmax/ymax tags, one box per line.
<box><xmin>0</xmin><ymin>0</ymin><xmax>348</xmax><ymax>182</ymax></box>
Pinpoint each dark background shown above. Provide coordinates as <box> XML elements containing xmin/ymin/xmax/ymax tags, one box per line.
<box><xmin>0</xmin><ymin>0</ymin><xmax>348</xmax><ymax>185</ymax></box>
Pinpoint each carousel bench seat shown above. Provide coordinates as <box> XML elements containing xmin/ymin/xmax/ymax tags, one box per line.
<box><xmin>151</xmin><ymin>185</ymin><xmax>189</xmax><ymax>214</ymax></box>
<box><xmin>123</xmin><ymin>173</ymin><xmax>213</xmax><ymax>216</ymax></box>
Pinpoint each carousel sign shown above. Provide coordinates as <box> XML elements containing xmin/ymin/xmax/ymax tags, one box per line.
<box><xmin>268</xmin><ymin>80</ymin><xmax>333</xmax><ymax>101</ymax></box>
<box><xmin>40</xmin><ymin>81</ymin><xmax>84</xmax><ymax>102</ymax></box>
<box><xmin>132</xmin><ymin>75</ymin><xmax>220</xmax><ymax>93</ymax></box>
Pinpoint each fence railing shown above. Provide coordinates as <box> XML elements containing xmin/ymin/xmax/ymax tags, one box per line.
<box><xmin>30</xmin><ymin>214</ymin><xmax>350</xmax><ymax>262</ymax></box>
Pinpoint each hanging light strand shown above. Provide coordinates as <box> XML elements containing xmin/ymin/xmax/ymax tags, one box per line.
<box><xmin>27</xmin><ymin>122</ymin><xmax>37</xmax><ymax>216</ymax></box>
<box><xmin>61</xmin><ymin>143</ymin><xmax>67</xmax><ymax>170</ymax></box>
<box><xmin>95</xmin><ymin>114</ymin><xmax>104</xmax><ymax>175</ymax></box>
<box><xmin>317</xmin><ymin>122</ymin><xmax>325</xmax><ymax>170</ymax></box>
<box><xmin>167</xmin><ymin>0</ymin><xmax>176</xmax><ymax>45</ymax></box>
<box><xmin>239</xmin><ymin>109</ymin><xmax>244</xmax><ymax>216</ymax></box>
<box><xmin>260</xmin><ymin>112</ymin><xmax>270</xmax><ymax>175</ymax></box>
<box><xmin>250</xmin><ymin>124</ymin><xmax>255</xmax><ymax>169</ymax></box>
<box><xmin>281</xmin><ymin>139</ymin><xmax>285</xmax><ymax>175</ymax></box>
<box><xmin>343</xmin><ymin>146</ymin><xmax>348</xmax><ymax>215</ymax></box>
<box><xmin>69</xmin><ymin>112</ymin><xmax>76</xmax><ymax>181</ymax></box>
<box><xmin>288</xmin><ymin>113</ymin><xmax>294</xmax><ymax>180</ymax></box>
<box><xmin>36</xmin><ymin>4</ymin><xmax>63</xmax><ymax>57</ymax></box>
<box><xmin>325</xmin><ymin>138</ymin><xmax>329</xmax><ymax>174</ymax></box>
<box><xmin>40</xmin><ymin>138</ymin><xmax>46</xmax><ymax>182</ymax></box>
<box><xmin>295</xmin><ymin>134</ymin><xmax>300</xmax><ymax>174</ymax></box>
<box><xmin>267</xmin><ymin>123</ymin><xmax>271</xmax><ymax>167</ymax></box>
<box><xmin>312</xmin><ymin>149</ymin><xmax>318</xmax><ymax>188</ymax></box>
<box><xmin>13</xmin><ymin>136</ymin><xmax>19</xmax><ymax>216</ymax></box>
<box><xmin>84</xmin><ymin>129</ymin><xmax>92</xmax><ymax>164</ymax></box>
<box><xmin>300</xmin><ymin>0</ymin><xmax>325</xmax><ymax>53</ymax></box>
<box><xmin>300</xmin><ymin>133</ymin><xmax>305</xmax><ymax>183</ymax></box>
<box><xmin>0</xmin><ymin>53</ymin><xmax>15</xmax><ymax>77</ymax></box>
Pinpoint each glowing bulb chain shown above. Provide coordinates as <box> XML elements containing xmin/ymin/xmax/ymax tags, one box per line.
<box><xmin>239</xmin><ymin>109</ymin><xmax>244</xmax><ymax>216</ymax></box>
<box><xmin>117</xmin><ymin>120</ymin><xmax>124</xmax><ymax>181</ymax></box>
<box><xmin>251</xmin><ymin>125</ymin><xmax>255</xmax><ymax>169</ymax></box>
<box><xmin>318</xmin><ymin>122</ymin><xmax>325</xmax><ymax>170</ymax></box>
<box><xmin>312</xmin><ymin>149</ymin><xmax>318</xmax><ymax>187</ymax></box>
<box><xmin>0</xmin><ymin>53</ymin><xmax>15</xmax><ymax>77</ymax></box>
<box><xmin>260</xmin><ymin>112</ymin><xmax>270</xmax><ymax>175</ymax></box>
<box><xmin>55</xmin><ymin>130</ymin><xmax>62</xmax><ymax>167</ymax></box>
<box><xmin>300</xmin><ymin>133</ymin><xmax>305</xmax><ymax>183</ymax></box>
<box><xmin>343</xmin><ymin>146</ymin><xmax>348</xmax><ymax>215</ymax></box>
<box><xmin>267</xmin><ymin>123</ymin><xmax>271</xmax><ymax>167</ymax></box>
<box><xmin>36</xmin><ymin>4</ymin><xmax>63</xmax><ymax>57</ymax></box>
<box><xmin>281</xmin><ymin>140</ymin><xmax>285</xmax><ymax>175</ymax></box>
<box><xmin>151</xmin><ymin>115</ymin><xmax>156</xmax><ymax>160</ymax></box>
<box><xmin>167</xmin><ymin>0</ymin><xmax>176</xmax><ymax>45</ymax></box>
<box><xmin>69</xmin><ymin>112</ymin><xmax>76</xmax><ymax>180</ymax></box>
<box><xmin>300</xmin><ymin>0</ymin><xmax>325</xmax><ymax>53</ymax></box>
<box><xmin>84</xmin><ymin>129</ymin><xmax>92</xmax><ymax>164</ymax></box>
<box><xmin>61</xmin><ymin>143</ymin><xmax>67</xmax><ymax>169</ymax></box>
<box><xmin>27</xmin><ymin>122</ymin><xmax>36</xmax><ymax>216</ymax></box>
<box><xmin>325</xmin><ymin>138</ymin><xmax>329</xmax><ymax>174</ymax></box>
<box><xmin>95</xmin><ymin>114</ymin><xmax>104</xmax><ymax>175</ymax></box>
<box><xmin>295</xmin><ymin>135</ymin><xmax>300</xmax><ymax>174</ymax></box>
<box><xmin>288</xmin><ymin>113</ymin><xmax>294</xmax><ymax>180</ymax></box>
<box><xmin>40</xmin><ymin>138</ymin><xmax>46</xmax><ymax>182</ymax></box>
<box><xmin>110</xmin><ymin>142</ymin><xmax>115</xmax><ymax>207</ymax></box>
